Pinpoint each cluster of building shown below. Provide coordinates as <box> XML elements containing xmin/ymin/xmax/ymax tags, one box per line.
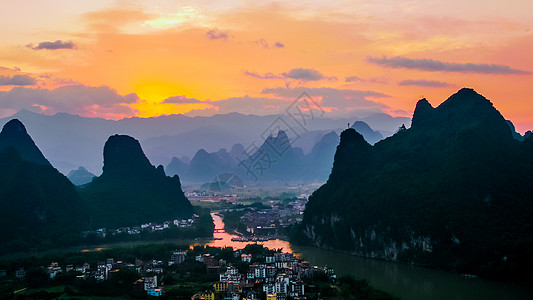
<box><xmin>6</xmin><ymin>243</ymin><xmax>335</xmax><ymax>299</ymax></box>
<box><xmin>237</xmin><ymin>198</ymin><xmax>307</xmax><ymax>236</ymax></box>
<box><xmin>187</xmin><ymin>192</ymin><xmax>239</xmax><ymax>203</ymax></box>
<box><xmin>193</xmin><ymin>251</ymin><xmax>336</xmax><ymax>300</ymax></box>
<box><xmin>7</xmin><ymin>253</ymin><xmax>185</xmax><ymax>297</ymax></box>
<box><xmin>133</xmin><ymin>275</ymin><xmax>163</xmax><ymax>297</ymax></box>
<box><xmin>82</xmin><ymin>214</ymin><xmax>199</xmax><ymax>238</ymax></box>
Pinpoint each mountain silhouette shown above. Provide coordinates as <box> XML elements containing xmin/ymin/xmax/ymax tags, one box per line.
<box><xmin>299</xmin><ymin>88</ymin><xmax>533</xmax><ymax>282</ymax></box>
<box><xmin>0</xmin><ymin>119</ymin><xmax>50</xmax><ymax>165</ymax></box>
<box><xmin>166</xmin><ymin>143</ymin><xmax>246</xmax><ymax>184</ymax></box>
<box><xmin>305</xmin><ymin>131</ymin><xmax>339</xmax><ymax>181</ymax></box>
<box><xmin>229</xmin><ymin>143</ymin><xmax>246</xmax><ymax>159</ymax></box>
<box><xmin>237</xmin><ymin>130</ymin><xmax>307</xmax><ymax>181</ymax></box>
<box><xmin>351</xmin><ymin>121</ymin><xmax>383</xmax><ymax>144</ymax></box>
<box><xmin>0</xmin><ymin>119</ymin><xmax>86</xmax><ymax>249</ymax></box>
<box><xmin>67</xmin><ymin>166</ymin><xmax>96</xmax><ymax>186</ymax></box>
<box><xmin>186</xmin><ymin>148</ymin><xmax>234</xmax><ymax>182</ymax></box>
<box><xmin>165</xmin><ymin>156</ymin><xmax>189</xmax><ymax>178</ymax></box>
<box><xmin>80</xmin><ymin>134</ymin><xmax>193</xmax><ymax>228</ymax></box>
<box><xmin>170</xmin><ymin>127</ymin><xmax>381</xmax><ymax>184</ymax></box>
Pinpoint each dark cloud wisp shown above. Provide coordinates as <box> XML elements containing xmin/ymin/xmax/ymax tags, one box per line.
<box><xmin>206</xmin><ymin>29</ymin><xmax>229</xmax><ymax>41</ymax></box>
<box><xmin>345</xmin><ymin>76</ymin><xmax>362</xmax><ymax>82</ymax></box>
<box><xmin>368</xmin><ymin>56</ymin><xmax>531</xmax><ymax>74</ymax></box>
<box><xmin>252</xmin><ymin>39</ymin><xmax>285</xmax><ymax>49</ymax></box>
<box><xmin>245</xmin><ymin>68</ymin><xmax>336</xmax><ymax>81</ymax></box>
<box><xmin>0</xmin><ymin>66</ymin><xmax>21</xmax><ymax>72</ymax></box>
<box><xmin>282</xmin><ymin>68</ymin><xmax>324</xmax><ymax>81</ymax></box>
<box><xmin>0</xmin><ymin>75</ymin><xmax>36</xmax><ymax>86</ymax></box>
<box><xmin>254</xmin><ymin>39</ymin><xmax>270</xmax><ymax>49</ymax></box>
<box><xmin>162</xmin><ymin>96</ymin><xmax>203</xmax><ymax>104</ymax></box>
<box><xmin>345</xmin><ymin>75</ymin><xmax>388</xmax><ymax>84</ymax></box>
<box><xmin>244</xmin><ymin>71</ymin><xmax>282</xmax><ymax>80</ymax></box>
<box><xmin>398</xmin><ymin>79</ymin><xmax>453</xmax><ymax>88</ymax></box>
<box><xmin>27</xmin><ymin>40</ymin><xmax>77</xmax><ymax>50</ymax></box>
<box><xmin>261</xmin><ymin>86</ymin><xmax>388</xmax><ymax>99</ymax></box>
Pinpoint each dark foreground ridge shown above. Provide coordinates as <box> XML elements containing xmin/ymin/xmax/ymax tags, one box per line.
<box><xmin>0</xmin><ymin>119</ymin><xmax>86</xmax><ymax>248</ymax></box>
<box><xmin>297</xmin><ymin>88</ymin><xmax>533</xmax><ymax>282</ymax></box>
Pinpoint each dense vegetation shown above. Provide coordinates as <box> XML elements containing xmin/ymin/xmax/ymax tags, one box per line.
<box><xmin>299</xmin><ymin>88</ymin><xmax>533</xmax><ymax>283</ymax></box>
<box><xmin>81</xmin><ymin>207</ymin><xmax>214</xmax><ymax>245</ymax></box>
<box><xmin>0</xmin><ymin>206</ymin><xmax>212</xmax><ymax>257</ymax></box>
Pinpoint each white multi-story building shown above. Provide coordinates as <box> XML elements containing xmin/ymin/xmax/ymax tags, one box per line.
<box><xmin>263</xmin><ymin>283</ymin><xmax>275</xmax><ymax>294</ymax></box>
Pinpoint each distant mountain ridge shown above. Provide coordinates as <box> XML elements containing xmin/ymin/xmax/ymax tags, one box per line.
<box><xmin>67</xmin><ymin>166</ymin><xmax>96</xmax><ymax>186</ymax></box>
<box><xmin>351</xmin><ymin>121</ymin><xmax>383</xmax><ymax>144</ymax></box>
<box><xmin>298</xmin><ymin>88</ymin><xmax>533</xmax><ymax>282</ymax></box>
<box><xmin>165</xmin><ymin>120</ymin><xmax>385</xmax><ymax>184</ymax></box>
<box><xmin>0</xmin><ymin>110</ymin><xmax>408</xmax><ymax>174</ymax></box>
<box><xmin>166</xmin><ymin>131</ymin><xmax>334</xmax><ymax>184</ymax></box>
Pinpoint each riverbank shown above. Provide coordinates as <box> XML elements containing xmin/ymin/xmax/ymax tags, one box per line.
<box><xmin>211</xmin><ymin>212</ymin><xmax>533</xmax><ymax>299</ymax></box>
<box><xmin>291</xmin><ymin>245</ymin><xmax>533</xmax><ymax>300</ymax></box>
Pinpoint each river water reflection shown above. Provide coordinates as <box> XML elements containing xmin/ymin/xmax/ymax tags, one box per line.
<box><xmin>204</xmin><ymin>213</ymin><xmax>532</xmax><ymax>300</ymax></box>
<box><xmin>205</xmin><ymin>213</ymin><xmax>293</xmax><ymax>252</ymax></box>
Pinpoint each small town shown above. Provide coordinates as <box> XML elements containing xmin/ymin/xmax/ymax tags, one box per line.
<box><xmin>1</xmin><ymin>244</ymin><xmax>343</xmax><ymax>299</ymax></box>
<box><xmin>215</xmin><ymin>196</ymin><xmax>308</xmax><ymax>238</ymax></box>
<box><xmin>191</xmin><ymin>249</ymin><xmax>335</xmax><ymax>300</ymax></box>
<box><xmin>238</xmin><ymin>198</ymin><xmax>306</xmax><ymax>235</ymax></box>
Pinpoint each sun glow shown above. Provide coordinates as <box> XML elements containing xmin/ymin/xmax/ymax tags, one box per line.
<box><xmin>132</xmin><ymin>81</ymin><xmax>214</xmax><ymax>116</ymax></box>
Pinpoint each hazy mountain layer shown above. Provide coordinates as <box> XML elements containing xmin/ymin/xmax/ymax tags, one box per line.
<box><xmin>165</xmin><ymin>120</ymin><xmax>387</xmax><ymax>184</ymax></box>
<box><xmin>0</xmin><ymin>110</ymin><xmax>408</xmax><ymax>174</ymax></box>
<box><xmin>67</xmin><ymin>166</ymin><xmax>96</xmax><ymax>185</ymax></box>
<box><xmin>351</xmin><ymin>121</ymin><xmax>384</xmax><ymax>144</ymax></box>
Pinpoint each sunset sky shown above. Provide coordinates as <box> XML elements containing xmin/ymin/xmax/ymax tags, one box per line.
<box><xmin>1</xmin><ymin>0</ymin><xmax>532</xmax><ymax>132</ymax></box>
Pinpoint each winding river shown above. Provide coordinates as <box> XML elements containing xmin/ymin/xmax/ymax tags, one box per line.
<box><xmin>206</xmin><ymin>213</ymin><xmax>293</xmax><ymax>251</ymax></box>
<box><xmin>207</xmin><ymin>213</ymin><xmax>533</xmax><ymax>300</ymax></box>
